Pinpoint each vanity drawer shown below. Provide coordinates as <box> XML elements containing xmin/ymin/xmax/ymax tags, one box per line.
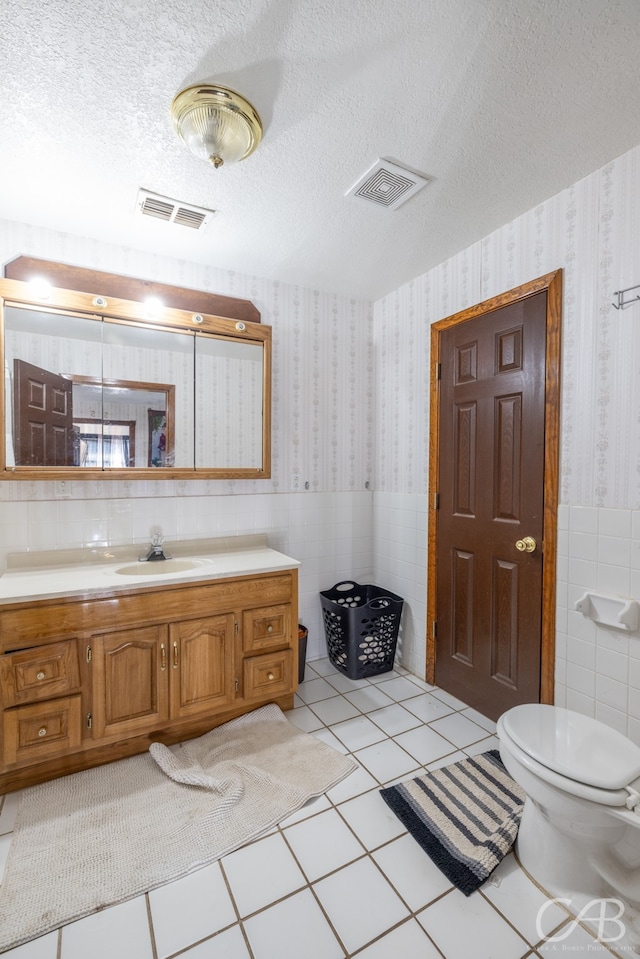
<box><xmin>3</xmin><ymin>695</ymin><xmax>83</xmax><ymax>766</ymax></box>
<box><xmin>242</xmin><ymin>604</ymin><xmax>291</xmax><ymax>653</ymax></box>
<box><xmin>0</xmin><ymin>640</ymin><xmax>80</xmax><ymax>707</ymax></box>
<box><xmin>243</xmin><ymin>649</ymin><xmax>293</xmax><ymax>701</ymax></box>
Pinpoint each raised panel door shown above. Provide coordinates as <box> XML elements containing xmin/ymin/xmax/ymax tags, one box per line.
<box><xmin>92</xmin><ymin>625</ymin><xmax>169</xmax><ymax>739</ymax></box>
<box><xmin>168</xmin><ymin>614</ymin><xmax>235</xmax><ymax>719</ymax></box>
<box><xmin>435</xmin><ymin>294</ymin><xmax>547</xmax><ymax>719</ymax></box>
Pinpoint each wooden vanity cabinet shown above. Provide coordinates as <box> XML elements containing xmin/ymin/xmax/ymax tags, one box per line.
<box><xmin>0</xmin><ymin>568</ymin><xmax>298</xmax><ymax>793</ymax></box>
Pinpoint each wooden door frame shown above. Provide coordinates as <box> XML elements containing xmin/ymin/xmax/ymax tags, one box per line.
<box><xmin>426</xmin><ymin>270</ymin><xmax>562</xmax><ymax>704</ymax></box>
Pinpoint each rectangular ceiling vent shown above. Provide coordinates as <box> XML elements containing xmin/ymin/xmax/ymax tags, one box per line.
<box><xmin>345</xmin><ymin>159</ymin><xmax>432</xmax><ymax>211</ymax></box>
<box><xmin>135</xmin><ymin>189</ymin><xmax>216</xmax><ymax>230</ymax></box>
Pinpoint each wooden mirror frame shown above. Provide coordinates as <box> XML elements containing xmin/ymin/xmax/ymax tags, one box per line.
<box><xmin>0</xmin><ymin>277</ymin><xmax>272</xmax><ymax>480</ymax></box>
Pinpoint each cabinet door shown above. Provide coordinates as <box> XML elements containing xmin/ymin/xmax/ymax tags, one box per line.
<box><xmin>169</xmin><ymin>614</ymin><xmax>235</xmax><ymax>719</ymax></box>
<box><xmin>92</xmin><ymin>626</ymin><xmax>168</xmax><ymax>739</ymax></box>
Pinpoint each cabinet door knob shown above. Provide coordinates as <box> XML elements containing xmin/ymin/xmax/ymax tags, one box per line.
<box><xmin>38</xmin><ymin>727</ymin><xmax>47</xmax><ymax>738</ymax></box>
<box><xmin>36</xmin><ymin>671</ymin><xmax>46</xmax><ymax>681</ymax></box>
<box><xmin>267</xmin><ymin>672</ymin><xmax>275</xmax><ymax>681</ymax></box>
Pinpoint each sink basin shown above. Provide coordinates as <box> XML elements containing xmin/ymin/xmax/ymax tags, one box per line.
<box><xmin>113</xmin><ymin>559</ymin><xmax>211</xmax><ymax>576</ymax></box>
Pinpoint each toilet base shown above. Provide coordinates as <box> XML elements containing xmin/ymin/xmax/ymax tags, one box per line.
<box><xmin>517</xmin><ymin>797</ymin><xmax>640</xmax><ymax>953</ymax></box>
<box><xmin>517</xmin><ymin>796</ymin><xmax>616</xmax><ymax>898</ymax></box>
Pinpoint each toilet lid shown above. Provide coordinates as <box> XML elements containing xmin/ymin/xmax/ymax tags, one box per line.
<box><xmin>501</xmin><ymin>704</ymin><xmax>640</xmax><ymax>790</ymax></box>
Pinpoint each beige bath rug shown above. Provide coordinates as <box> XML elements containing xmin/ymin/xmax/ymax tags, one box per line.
<box><xmin>0</xmin><ymin>703</ymin><xmax>355</xmax><ymax>952</ymax></box>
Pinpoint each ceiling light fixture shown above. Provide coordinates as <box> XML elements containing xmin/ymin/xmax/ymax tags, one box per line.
<box><xmin>170</xmin><ymin>84</ymin><xmax>263</xmax><ymax>169</ymax></box>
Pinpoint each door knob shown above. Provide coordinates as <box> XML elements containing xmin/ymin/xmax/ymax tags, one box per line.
<box><xmin>515</xmin><ymin>536</ymin><xmax>537</xmax><ymax>553</ymax></box>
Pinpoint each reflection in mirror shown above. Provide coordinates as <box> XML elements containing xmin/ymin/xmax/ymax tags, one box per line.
<box><xmin>5</xmin><ymin>306</ymin><xmax>102</xmax><ymax>467</ymax></box>
<box><xmin>71</xmin><ymin>378</ymin><xmax>175</xmax><ymax>468</ymax></box>
<box><xmin>3</xmin><ymin>305</ymin><xmax>186</xmax><ymax>469</ymax></box>
<box><xmin>1</xmin><ymin>284</ymin><xmax>271</xmax><ymax>478</ymax></box>
<box><xmin>102</xmin><ymin>321</ymin><xmax>193</xmax><ymax>467</ymax></box>
<box><xmin>195</xmin><ymin>335</ymin><xmax>264</xmax><ymax>469</ymax></box>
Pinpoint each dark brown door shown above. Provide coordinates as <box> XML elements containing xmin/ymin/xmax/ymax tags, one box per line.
<box><xmin>13</xmin><ymin>359</ymin><xmax>74</xmax><ymax>466</ymax></box>
<box><xmin>434</xmin><ymin>293</ymin><xmax>547</xmax><ymax>720</ymax></box>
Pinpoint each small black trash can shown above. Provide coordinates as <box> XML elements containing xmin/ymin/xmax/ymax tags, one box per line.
<box><xmin>297</xmin><ymin>624</ymin><xmax>308</xmax><ymax>684</ymax></box>
<box><xmin>320</xmin><ymin>581</ymin><xmax>404</xmax><ymax>680</ymax></box>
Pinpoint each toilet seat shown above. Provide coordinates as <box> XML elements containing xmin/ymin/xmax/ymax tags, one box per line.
<box><xmin>497</xmin><ymin>717</ymin><xmax>637</xmax><ymax>806</ymax></box>
<box><xmin>500</xmin><ymin>704</ymin><xmax>640</xmax><ymax>790</ymax></box>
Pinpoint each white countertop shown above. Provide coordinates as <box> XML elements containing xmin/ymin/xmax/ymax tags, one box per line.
<box><xmin>0</xmin><ymin>535</ymin><xmax>300</xmax><ymax>605</ymax></box>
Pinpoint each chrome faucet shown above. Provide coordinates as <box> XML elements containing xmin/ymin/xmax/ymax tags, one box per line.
<box><xmin>139</xmin><ymin>529</ymin><xmax>172</xmax><ymax>562</ymax></box>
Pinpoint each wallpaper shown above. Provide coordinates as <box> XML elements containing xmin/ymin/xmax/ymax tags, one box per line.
<box><xmin>374</xmin><ymin>149</ymin><xmax>640</xmax><ymax>510</ymax></box>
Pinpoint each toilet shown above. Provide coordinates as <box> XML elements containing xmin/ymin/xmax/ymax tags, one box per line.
<box><xmin>497</xmin><ymin>703</ymin><xmax>640</xmax><ymax>951</ymax></box>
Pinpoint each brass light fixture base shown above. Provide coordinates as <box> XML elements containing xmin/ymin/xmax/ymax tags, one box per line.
<box><xmin>170</xmin><ymin>84</ymin><xmax>263</xmax><ymax>168</ymax></box>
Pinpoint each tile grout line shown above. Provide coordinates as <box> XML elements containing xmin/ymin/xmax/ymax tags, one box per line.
<box><xmin>297</xmin><ymin>662</ymin><xmax>539</xmax><ymax>952</ymax></box>
<box><xmin>299</xmin><ymin>664</ymin><xmax>496</xmax><ymax>781</ymax></box>
<box><xmin>144</xmin><ymin>892</ymin><xmax>159</xmax><ymax>959</ymax></box>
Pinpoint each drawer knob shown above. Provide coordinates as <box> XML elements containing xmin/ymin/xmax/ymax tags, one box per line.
<box><xmin>267</xmin><ymin>672</ymin><xmax>275</xmax><ymax>681</ymax></box>
<box><xmin>267</xmin><ymin>625</ymin><xmax>273</xmax><ymax>633</ymax></box>
<box><xmin>36</xmin><ymin>671</ymin><xmax>46</xmax><ymax>681</ymax></box>
<box><xmin>38</xmin><ymin>727</ymin><xmax>47</xmax><ymax>738</ymax></box>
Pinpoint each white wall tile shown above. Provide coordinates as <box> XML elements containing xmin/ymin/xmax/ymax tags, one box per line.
<box><xmin>566</xmin><ymin>688</ymin><xmax>596</xmax><ymax>717</ymax></box>
<box><xmin>595</xmin><ymin>645</ymin><xmax>629</xmax><ymax>683</ymax></box>
<box><xmin>569</xmin><ymin>532</ymin><xmax>598</xmax><ymax>562</ymax></box>
<box><xmin>566</xmin><ymin>662</ymin><xmax>596</xmax><ymax>698</ymax></box>
<box><xmin>566</xmin><ymin>638</ymin><xmax>596</xmax><ymax>670</ymax></box>
<box><xmin>596</xmin><ymin>562</ymin><xmax>631</xmax><ymax>596</ymax></box>
<box><xmin>569</xmin><ymin>507</ymin><xmax>600</xmax><ymax>534</ymax></box>
<box><xmin>595</xmin><ymin>702</ymin><xmax>628</xmax><ymax>735</ymax></box>
<box><xmin>598</xmin><ymin>535</ymin><xmax>631</xmax><ymax>568</ymax></box>
<box><xmin>596</xmin><ymin>674</ymin><xmax>629</xmax><ymax>712</ymax></box>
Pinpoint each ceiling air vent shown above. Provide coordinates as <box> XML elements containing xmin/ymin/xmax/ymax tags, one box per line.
<box><xmin>135</xmin><ymin>189</ymin><xmax>216</xmax><ymax>230</ymax></box>
<box><xmin>345</xmin><ymin>159</ymin><xmax>432</xmax><ymax>211</ymax></box>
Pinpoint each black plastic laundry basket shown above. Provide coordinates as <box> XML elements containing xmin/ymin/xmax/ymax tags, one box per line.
<box><xmin>320</xmin><ymin>581</ymin><xmax>404</xmax><ymax>680</ymax></box>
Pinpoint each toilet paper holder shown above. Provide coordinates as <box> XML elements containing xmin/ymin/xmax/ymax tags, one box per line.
<box><xmin>574</xmin><ymin>591</ymin><xmax>640</xmax><ymax>631</ymax></box>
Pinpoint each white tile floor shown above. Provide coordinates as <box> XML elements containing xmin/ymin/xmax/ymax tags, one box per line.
<box><xmin>0</xmin><ymin>659</ymin><xmax>621</xmax><ymax>958</ymax></box>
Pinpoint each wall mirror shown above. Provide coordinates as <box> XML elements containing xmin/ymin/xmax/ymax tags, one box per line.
<box><xmin>0</xmin><ymin>273</ymin><xmax>271</xmax><ymax>479</ymax></box>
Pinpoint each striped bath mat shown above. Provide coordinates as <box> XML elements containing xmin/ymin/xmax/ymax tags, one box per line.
<box><xmin>380</xmin><ymin>750</ymin><xmax>525</xmax><ymax>895</ymax></box>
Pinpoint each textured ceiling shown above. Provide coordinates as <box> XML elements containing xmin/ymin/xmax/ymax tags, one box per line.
<box><xmin>3</xmin><ymin>0</ymin><xmax>640</xmax><ymax>300</ymax></box>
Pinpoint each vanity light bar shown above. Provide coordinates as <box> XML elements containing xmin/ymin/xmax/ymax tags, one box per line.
<box><xmin>3</xmin><ymin>277</ymin><xmax>268</xmax><ymax>341</ymax></box>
